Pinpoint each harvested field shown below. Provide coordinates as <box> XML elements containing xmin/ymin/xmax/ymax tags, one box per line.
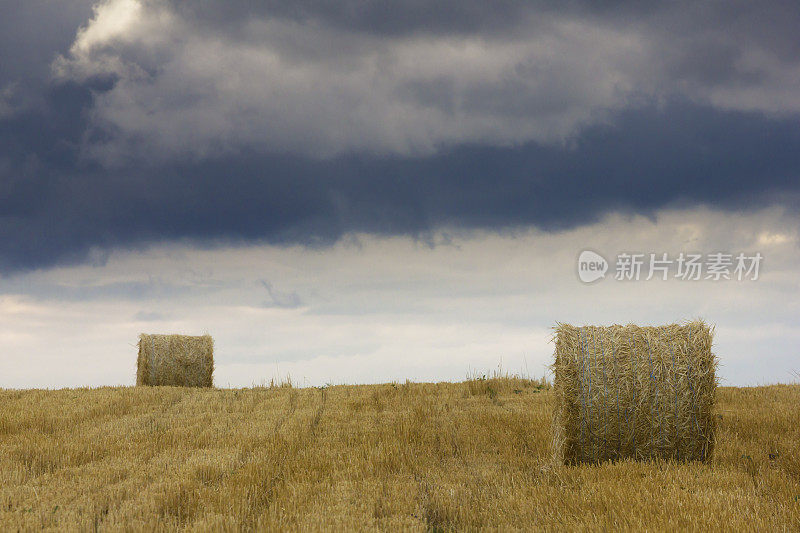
<box><xmin>1</xmin><ymin>379</ymin><xmax>799</xmax><ymax>531</ymax></box>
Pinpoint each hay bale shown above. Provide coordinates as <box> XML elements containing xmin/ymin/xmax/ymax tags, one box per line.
<box><xmin>551</xmin><ymin>321</ymin><xmax>717</xmax><ymax>464</ymax></box>
<box><xmin>136</xmin><ymin>334</ymin><xmax>214</xmax><ymax>387</ymax></box>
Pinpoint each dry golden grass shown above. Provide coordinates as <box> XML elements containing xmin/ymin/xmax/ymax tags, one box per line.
<box><xmin>1</xmin><ymin>377</ymin><xmax>798</xmax><ymax>531</ymax></box>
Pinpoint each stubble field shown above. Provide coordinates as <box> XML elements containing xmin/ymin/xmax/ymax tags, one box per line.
<box><xmin>1</xmin><ymin>378</ymin><xmax>799</xmax><ymax>531</ymax></box>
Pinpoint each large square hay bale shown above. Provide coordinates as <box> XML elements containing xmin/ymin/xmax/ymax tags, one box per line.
<box><xmin>551</xmin><ymin>321</ymin><xmax>717</xmax><ymax>464</ymax></box>
<box><xmin>136</xmin><ymin>334</ymin><xmax>214</xmax><ymax>387</ymax></box>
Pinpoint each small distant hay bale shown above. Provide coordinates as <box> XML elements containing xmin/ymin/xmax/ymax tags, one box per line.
<box><xmin>551</xmin><ymin>321</ymin><xmax>717</xmax><ymax>464</ymax></box>
<box><xmin>136</xmin><ymin>334</ymin><xmax>214</xmax><ymax>387</ymax></box>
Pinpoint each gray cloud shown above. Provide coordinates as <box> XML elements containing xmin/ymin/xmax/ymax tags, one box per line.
<box><xmin>51</xmin><ymin>0</ymin><xmax>800</xmax><ymax>159</ymax></box>
<box><xmin>2</xmin><ymin>0</ymin><xmax>800</xmax><ymax>274</ymax></box>
<box><xmin>260</xmin><ymin>280</ymin><xmax>304</xmax><ymax>309</ymax></box>
<box><xmin>0</xmin><ymin>276</ymin><xmax>195</xmax><ymax>302</ymax></box>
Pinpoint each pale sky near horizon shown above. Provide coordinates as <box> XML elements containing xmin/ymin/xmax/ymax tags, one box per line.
<box><xmin>2</xmin><ymin>206</ymin><xmax>797</xmax><ymax>389</ymax></box>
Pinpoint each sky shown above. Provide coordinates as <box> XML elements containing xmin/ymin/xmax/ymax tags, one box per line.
<box><xmin>1</xmin><ymin>0</ymin><xmax>799</xmax><ymax>388</ymax></box>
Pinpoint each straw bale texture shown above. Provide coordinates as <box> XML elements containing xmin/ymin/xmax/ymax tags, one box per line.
<box><xmin>551</xmin><ymin>321</ymin><xmax>717</xmax><ymax>464</ymax></box>
<box><xmin>136</xmin><ymin>334</ymin><xmax>214</xmax><ymax>387</ymax></box>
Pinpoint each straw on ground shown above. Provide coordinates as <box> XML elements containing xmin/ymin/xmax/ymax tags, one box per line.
<box><xmin>1</xmin><ymin>377</ymin><xmax>798</xmax><ymax>530</ymax></box>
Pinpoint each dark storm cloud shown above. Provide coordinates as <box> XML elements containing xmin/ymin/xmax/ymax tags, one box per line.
<box><xmin>0</xmin><ymin>0</ymin><xmax>95</xmax><ymax>111</ymax></box>
<box><xmin>167</xmin><ymin>0</ymin><xmax>800</xmax><ymax>69</ymax></box>
<box><xmin>1</xmin><ymin>0</ymin><xmax>800</xmax><ymax>272</ymax></box>
<box><xmin>2</xmin><ymin>94</ymin><xmax>800</xmax><ymax>273</ymax></box>
<box><xmin>165</xmin><ymin>0</ymin><xmax>798</xmax><ymax>50</ymax></box>
<box><xmin>165</xmin><ymin>0</ymin><xmax>542</xmax><ymax>36</ymax></box>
